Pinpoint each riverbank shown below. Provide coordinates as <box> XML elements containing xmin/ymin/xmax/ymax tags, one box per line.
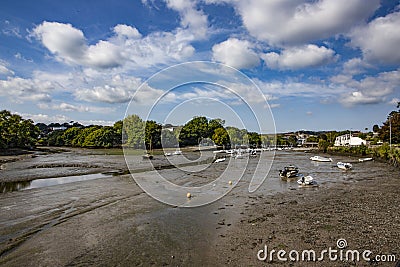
<box><xmin>0</xmin><ymin>150</ymin><xmax>398</xmax><ymax>266</ymax></box>
<box><xmin>214</xmin><ymin>161</ymin><xmax>400</xmax><ymax>266</ymax></box>
<box><xmin>327</xmin><ymin>144</ymin><xmax>400</xmax><ymax>167</ymax></box>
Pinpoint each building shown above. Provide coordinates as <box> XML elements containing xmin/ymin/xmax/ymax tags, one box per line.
<box><xmin>334</xmin><ymin>134</ymin><xmax>366</xmax><ymax>146</ymax></box>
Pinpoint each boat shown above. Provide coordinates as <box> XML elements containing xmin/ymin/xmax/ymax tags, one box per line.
<box><xmin>214</xmin><ymin>158</ymin><xmax>226</xmax><ymax>163</ymax></box>
<box><xmin>358</xmin><ymin>157</ymin><xmax>373</xmax><ymax>162</ymax></box>
<box><xmin>337</xmin><ymin>162</ymin><xmax>352</xmax><ymax>170</ymax></box>
<box><xmin>310</xmin><ymin>155</ymin><xmax>332</xmax><ymax>162</ymax></box>
<box><xmin>279</xmin><ymin>165</ymin><xmax>300</xmax><ymax>179</ymax></box>
<box><xmin>164</xmin><ymin>152</ymin><xmax>172</xmax><ymax>157</ymax></box>
<box><xmin>297</xmin><ymin>175</ymin><xmax>318</xmax><ymax>186</ymax></box>
<box><xmin>173</xmin><ymin>150</ymin><xmax>182</xmax><ymax>155</ymax></box>
<box><xmin>142</xmin><ymin>153</ymin><xmax>153</xmax><ymax>159</ymax></box>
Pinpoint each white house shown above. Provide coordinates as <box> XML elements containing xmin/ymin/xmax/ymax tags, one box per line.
<box><xmin>334</xmin><ymin>134</ymin><xmax>366</xmax><ymax>146</ymax></box>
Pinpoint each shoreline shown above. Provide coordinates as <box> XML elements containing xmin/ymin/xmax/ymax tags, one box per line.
<box><xmin>214</xmin><ymin>161</ymin><xmax>400</xmax><ymax>266</ymax></box>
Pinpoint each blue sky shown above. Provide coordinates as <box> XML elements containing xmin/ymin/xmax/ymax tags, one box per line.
<box><xmin>0</xmin><ymin>0</ymin><xmax>399</xmax><ymax>133</ymax></box>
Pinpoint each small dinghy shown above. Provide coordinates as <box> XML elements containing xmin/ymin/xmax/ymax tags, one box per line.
<box><xmin>279</xmin><ymin>165</ymin><xmax>300</xmax><ymax>179</ymax></box>
<box><xmin>310</xmin><ymin>156</ymin><xmax>332</xmax><ymax>162</ymax></box>
<box><xmin>214</xmin><ymin>158</ymin><xmax>226</xmax><ymax>163</ymax></box>
<box><xmin>142</xmin><ymin>153</ymin><xmax>153</xmax><ymax>159</ymax></box>
<box><xmin>297</xmin><ymin>175</ymin><xmax>318</xmax><ymax>187</ymax></box>
<box><xmin>358</xmin><ymin>157</ymin><xmax>373</xmax><ymax>162</ymax></box>
<box><xmin>337</xmin><ymin>162</ymin><xmax>352</xmax><ymax>170</ymax></box>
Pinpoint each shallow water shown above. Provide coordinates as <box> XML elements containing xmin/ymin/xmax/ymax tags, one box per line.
<box><xmin>0</xmin><ymin>173</ymin><xmax>111</xmax><ymax>193</ymax></box>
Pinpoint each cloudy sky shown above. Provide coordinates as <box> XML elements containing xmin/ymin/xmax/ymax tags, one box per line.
<box><xmin>0</xmin><ymin>0</ymin><xmax>399</xmax><ymax>132</ymax></box>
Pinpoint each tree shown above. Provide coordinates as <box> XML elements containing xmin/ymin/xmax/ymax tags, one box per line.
<box><xmin>212</xmin><ymin>127</ymin><xmax>230</xmax><ymax>148</ymax></box>
<box><xmin>247</xmin><ymin>132</ymin><xmax>261</xmax><ymax>148</ymax></box>
<box><xmin>208</xmin><ymin>119</ymin><xmax>224</xmax><ymax>136</ymax></box>
<box><xmin>82</xmin><ymin>127</ymin><xmax>119</xmax><ymax>148</ymax></box>
<box><xmin>0</xmin><ymin>110</ymin><xmax>39</xmax><ymax>149</ymax></box>
<box><xmin>379</xmin><ymin>105</ymin><xmax>400</xmax><ymax>144</ymax></box>
<box><xmin>179</xmin><ymin>116</ymin><xmax>209</xmax><ymax>146</ymax></box>
<box><xmin>373</xmin><ymin>124</ymin><xmax>380</xmax><ymax>133</ymax></box>
<box><xmin>62</xmin><ymin>127</ymin><xmax>81</xmax><ymax>146</ymax></box>
<box><xmin>145</xmin><ymin>120</ymin><xmax>162</xmax><ymax>149</ymax></box>
<box><xmin>123</xmin><ymin>114</ymin><xmax>145</xmax><ymax>148</ymax></box>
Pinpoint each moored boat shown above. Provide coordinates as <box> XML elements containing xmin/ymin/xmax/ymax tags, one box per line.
<box><xmin>279</xmin><ymin>165</ymin><xmax>300</xmax><ymax>179</ymax></box>
<box><xmin>358</xmin><ymin>157</ymin><xmax>373</xmax><ymax>162</ymax></box>
<box><xmin>337</xmin><ymin>162</ymin><xmax>352</xmax><ymax>170</ymax></box>
<box><xmin>297</xmin><ymin>175</ymin><xmax>318</xmax><ymax>187</ymax></box>
<box><xmin>310</xmin><ymin>155</ymin><xmax>332</xmax><ymax>162</ymax></box>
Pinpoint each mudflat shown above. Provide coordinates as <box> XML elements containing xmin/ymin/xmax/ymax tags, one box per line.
<box><xmin>0</xmin><ymin>149</ymin><xmax>398</xmax><ymax>266</ymax></box>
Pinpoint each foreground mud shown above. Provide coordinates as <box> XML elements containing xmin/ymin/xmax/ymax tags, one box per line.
<box><xmin>0</xmin><ymin>149</ymin><xmax>399</xmax><ymax>266</ymax></box>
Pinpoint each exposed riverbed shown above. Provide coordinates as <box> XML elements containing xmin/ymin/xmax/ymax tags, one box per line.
<box><xmin>0</xmin><ymin>148</ymin><xmax>398</xmax><ymax>266</ymax></box>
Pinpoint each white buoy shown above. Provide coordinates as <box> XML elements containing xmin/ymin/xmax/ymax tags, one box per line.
<box><xmin>228</xmin><ymin>180</ymin><xmax>232</xmax><ymax>185</ymax></box>
<box><xmin>186</xmin><ymin>192</ymin><xmax>192</xmax><ymax>198</ymax></box>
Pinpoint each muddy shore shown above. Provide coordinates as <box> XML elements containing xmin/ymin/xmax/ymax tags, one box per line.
<box><xmin>0</xmin><ymin>149</ymin><xmax>399</xmax><ymax>266</ymax></box>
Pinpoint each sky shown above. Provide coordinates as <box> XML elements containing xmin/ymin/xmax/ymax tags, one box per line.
<box><xmin>0</xmin><ymin>0</ymin><xmax>399</xmax><ymax>133</ymax></box>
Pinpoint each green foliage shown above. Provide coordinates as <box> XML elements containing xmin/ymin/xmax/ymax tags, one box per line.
<box><xmin>82</xmin><ymin>127</ymin><xmax>120</xmax><ymax>148</ymax></box>
<box><xmin>62</xmin><ymin>127</ymin><xmax>82</xmax><ymax>146</ymax></box>
<box><xmin>247</xmin><ymin>132</ymin><xmax>261</xmax><ymax>148</ymax></box>
<box><xmin>179</xmin><ymin>116</ymin><xmax>210</xmax><ymax>146</ymax></box>
<box><xmin>46</xmin><ymin>130</ymin><xmax>65</xmax><ymax>146</ymax></box>
<box><xmin>318</xmin><ymin>139</ymin><xmax>330</xmax><ymax>153</ymax></box>
<box><xmin>0</xmin><ymin>110</ymin><xmax>39</xmax><ymax>149</ymax></box>
<box><xmin>123</xmin><ymin>114</ymin><xmax>145</xmax><ymax>148</ymax></box>
<box><xmin>225</xmin><ymin>127</ymin><xmax>249</xmax><ymax>146</ymax></box>
<box><xmin>212</xmin><ymin>127</ymin><xmax>230</xmax><ymax>147</ymax></box>
<box><xmin>145</xmin><ymin>120</ymin><xmax>162</xmax><ymax>149</ymax></box>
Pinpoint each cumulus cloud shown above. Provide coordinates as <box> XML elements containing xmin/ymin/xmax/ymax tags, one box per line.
<box><xmin>212</xmin><ymin>38</ymin><xmax>260</xmax><ymax>69</ymax></box>
<box><xmin>342</xmin><ymin>58</ymin><xmax>372</xmax><ymax>75</ymax></box>
<box><xmin>0</xmin><ymin>76</ymin><xmax>55</xmax><ymax>102</ymax></box>
<box><xmin>32</xmin><ymin>22</ymin><xmax>124</xmax><ymax>69</ymax></box>
<box><xmin>32</xmin><ymin>21</ymin><xmax>199</xmax><ymax>69</ymax></box>
<box><xmin>334</xmin><ymin>69</ymin><xmax>400</xmax><ymax>106</ymax></box>
<box><xmin>261</xmin><ymin>45</ymin><xmax>336</xmax><ymax>70</ymax></box>
<box><xmin>223</xmin><ymin>0</ymin><xmax>379</xmax><ymax>46</ymax></box>
<box><xmin>165</xmin><ymin>0</ymin><xmax>208</xmax><ymax>39</ymax></box>
<box><xmin>349</xmin><ymin>11</ymin><xmax>400</xmax><ymax>65</ymax></box>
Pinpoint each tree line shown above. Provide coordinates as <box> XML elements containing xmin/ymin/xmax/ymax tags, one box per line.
<box><xmin>1</xmin><ymin>103</ymin><xmax>398</xmax><ymax>150</ymax></box>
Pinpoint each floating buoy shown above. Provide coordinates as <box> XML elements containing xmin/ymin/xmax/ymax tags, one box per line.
<box><xmin>186</xmin><ymin>192</ymin><xmax>192</xmax><ymax>198</ymax></box>
<box><xmin>228</xmin><ymin>180</ymin><xmax>232</xmax><ymax>185</ymax></box>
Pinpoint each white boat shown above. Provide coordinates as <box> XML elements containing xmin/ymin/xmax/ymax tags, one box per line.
<box><xmin>358</xmin><ymin>157</ymin><xmax>373</xmax><ymax>162</ymax></box>
<box><xmin>173</xmin><ymin>150</ymin><xmax>182</xmax><ymax>155</ymax></box>
<box><xmin>214</xmin><ymin>158</ymin><xmax>226</xmax><ymax>163</ymax></box>
<box><xmin>337</xmin><ymin>162</ymin><xmax>352</xmax><ymax>170</ymax></box>
<box><xmin>310</xmin><ymin>155</ymin><xmax>332</xmax><ymax>162</ymax></box>
<box><xmin>164</xmin><ymin>152</ymin><xmax>172</xmax><ymax>157</ymax></box>
<box><xmin>297</xmin><ymin>175</ymin><xmax>318</xmax><ymax>186</ymax></box>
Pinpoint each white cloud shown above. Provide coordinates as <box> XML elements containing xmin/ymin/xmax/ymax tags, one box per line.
<box><xmin>16</xmin><ymin>113</ymin><xmax>70</xmax><ymax>124</ymax></box>
<box><xmin>37</xmin><ymin>102</ymin><xmax>115</xmax><ymax>113</ymax></box>
<box><xmin>32</xmin><ymin>22</ymin><xmax>124</xmax><ymax>69</ymax></box>
<box><xmin>388</xmin><ymin>98</ymin><xmax>399</xmax><ymax>106</ymax></box>
<box><xmin>0</xmin><ymin>76</ymin><xmax>55</xmax><ymax>103</ymax></box>
<box><xmin>342</xmin><ymin>58</ymin><xmax>372</xmax><ymax>75</ymax></box>
<box><xmin>224</xmin><ymin>0</ymin><xmax>379</xmax><ymax>46</ymax></box>
<box><xmin>165</xmin><ymin>0</ymin><xmax>208</xmax><ymax>39</ymax></box>
<box><xmin>113</xmin><ymin>24</ymin><xmax>141</xmax><ymax>39</ymax></box>
<box><xmin>2</xmin><ymin>20</ymin><xmax>22</xmax><ymax>38</ymax></box>
<box><xmin>212</xmin><ymin>38</ymin><xmax>259</xmax><ymax>69</ymax></box>
<box><xmin>349</xmin><ymin>11</ymin><xmax>400</xmax><ymax>65</ymax></box>
<box><xmin>261</xmin><ymin>45</ymin><xmax>336</xmax><ymax>70</ymax></box>
<box><xmin>32</xmin><ymin>21</ymin><xmax>199</xmax><ymax>70</ymax></box>
<box><xmin>0</xmin><ymin>61</ymin><xmax>14</xmax><ymax>75</ymax></box>
<box><xmin>334</xmin><ymin>69</ymin><xmax>400</xmax><ymax>106</ymax></box>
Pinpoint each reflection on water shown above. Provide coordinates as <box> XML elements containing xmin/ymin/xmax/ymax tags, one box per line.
<box><xmin>1</xmin><ymin>180</ymin><xmax>32</xmax><ymax>193</ymax></box>
<box><xmin>1</xmin><ymin>173</ymin><xmax>110</xmax><ymax>193</ymax></box>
